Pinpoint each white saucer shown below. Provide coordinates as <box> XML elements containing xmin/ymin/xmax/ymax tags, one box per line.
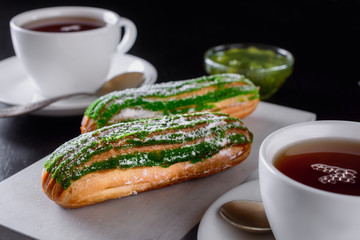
<box><xmin>0</xmin><ymin>53</ymin><xmax>157</xmax><ymax>116</ymax></box>
<box><xmin>197</xmin><ymin>180</ymin><xmax>275</xmax><ymax>240</ymax></box>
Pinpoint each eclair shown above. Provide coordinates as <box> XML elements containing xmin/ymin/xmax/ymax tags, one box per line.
<box><xmin>81</xmin><ymin>73</ymin><xmax>260</xmax><ymax>133</ymax></box>
<box><xmin>42</xmin><ymin>112</ymin><xmax>253</xmax><ymax>208</ymax></box>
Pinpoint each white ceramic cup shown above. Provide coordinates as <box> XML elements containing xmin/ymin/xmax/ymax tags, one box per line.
<box><xmin>10</xmin><ymin>6</ymin><xmax>137</xmax><ymax>97</ymax></box>
<box><xmin>259</xmin><ymin>120</ymin><xmax>360</xmax><ymax>240</ymax></box>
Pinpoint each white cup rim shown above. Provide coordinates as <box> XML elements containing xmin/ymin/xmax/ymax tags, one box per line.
<box><xmin>259</xmin><ymin>120</ymin><xmax>360</xmax><ymax>200</ymax></box>
<box><xmin>10</xmin><ymin>6</ymin><xmax>121</xmax><ymax>35</ymax></box>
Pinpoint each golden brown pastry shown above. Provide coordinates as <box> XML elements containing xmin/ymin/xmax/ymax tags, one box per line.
<box><xmin>42</xmin><ymin>112</ymin><xmax>253</xmax><ymax>208</ymax></box>
<box><xmin>81</xmin><ymin>73</ymin><xmax>259</xmax><ymax>133</ymax></box>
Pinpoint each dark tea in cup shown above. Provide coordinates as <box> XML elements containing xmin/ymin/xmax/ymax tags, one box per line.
<box><xmin>22</xmin><ymin>16</ymin><xmax>106</xmax><ymax>32</ymax></box>
<box><xmin>10</xmin><ymin>6</ymin><xmax>137</xmax><ymax>96</ymax></box>
<box><xmin>259</xmin><ymin>121</ymin><xmax>360</xmax><ymax>240</ymax></box>
<box><xmin>274</xmin><ymin>138</ymin><xmax>360</xmax><ymax>196</ymax></box>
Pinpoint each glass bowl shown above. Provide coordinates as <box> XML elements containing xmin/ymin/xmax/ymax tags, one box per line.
<box><xmin>204</xmin><ymin>43</ymin><xmax>294</xmax><ymax>99</ymax></box>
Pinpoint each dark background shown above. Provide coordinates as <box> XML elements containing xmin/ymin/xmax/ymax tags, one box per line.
<box><xmin>0</xmin><ymin>0</ymin><xmax>359</xmax><ymax>238</ymax></box>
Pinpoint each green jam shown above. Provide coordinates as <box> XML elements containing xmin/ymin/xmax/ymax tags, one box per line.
<box><xmin>44</xmin><ymin>113</ymin><xmax>253</xmax><ymax>190</ymax></box>
<box><xmin>205</xmin><ymin>46</ymin><xmax>293</xmax><ymax>99</ymax></box>
<box><xmin>84</xmin><ymin>74</ymin><xmax>259</xmax><ymax>129</ymax></box>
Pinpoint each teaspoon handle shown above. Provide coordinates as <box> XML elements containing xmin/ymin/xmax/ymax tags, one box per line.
<box><xmin>0</xmin><ymin>92</ymin><xmax>95</xmax><ymax>118</ymax></box>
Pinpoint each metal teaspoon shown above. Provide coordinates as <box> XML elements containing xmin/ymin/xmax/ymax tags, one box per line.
<box><xmin>0</xmin><ymin>72</ymin><xmax>144</xmax><ymax>118</ymax></box>
<box><xmin>219</xmin><ymin>200</ymin><xmax>272</xmax><ymax>234</ymax></box>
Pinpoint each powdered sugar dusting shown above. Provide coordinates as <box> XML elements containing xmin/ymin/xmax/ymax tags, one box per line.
<box><xmin>45</xmin><ymin>112</ymin><xmax>252</xmax><ymax>189</ymax></box>
<box><xmin>109</xmin><ymin>108</ymin><xmax>162</xmax><ymax>124</ymax></box>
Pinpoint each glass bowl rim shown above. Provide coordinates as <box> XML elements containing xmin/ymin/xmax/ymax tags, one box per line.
<box><xmin>204</xmin><ymin>43</ymin><xmax>295</xmax><ymax>73</ymax></box>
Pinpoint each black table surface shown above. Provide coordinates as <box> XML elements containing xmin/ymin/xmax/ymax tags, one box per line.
<box><xmin>0</xmin><ymin>1</ymin><xmax>359</xmax><ymax>239</ymax></box>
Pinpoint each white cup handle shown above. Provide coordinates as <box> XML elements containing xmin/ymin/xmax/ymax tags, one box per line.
<box><xmin>117</xmin><ymin>17</ymin><xmax>137</xmax><ymax>53</ymax></box>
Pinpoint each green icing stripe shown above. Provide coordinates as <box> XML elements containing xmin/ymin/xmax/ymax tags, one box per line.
<box><xmin>45</xmin><ymin>113</ymin><xmax>252</xmax><ymax>190</ymax></box>
<box><xmin>84</xmin><ymin>73</ymin><xmax>259</xmax><ymax>129</ymax></box>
